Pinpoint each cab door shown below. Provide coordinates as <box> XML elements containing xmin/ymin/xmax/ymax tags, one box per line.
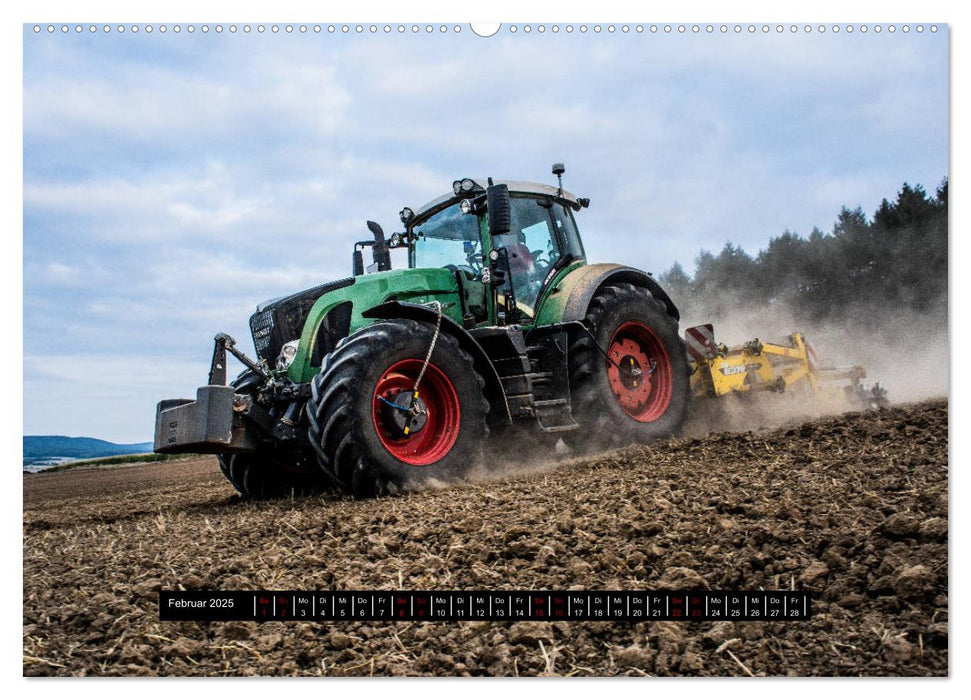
<box><xmin>488</xmin><ymin>196</ymin><xmax>563</xmax><ymax>324</ymax></box>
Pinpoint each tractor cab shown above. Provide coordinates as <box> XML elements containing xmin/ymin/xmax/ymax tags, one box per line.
<box><xmin>399</xmin><ymin>167</ymin><xmax>589</xmax><ymax>324</ymax></box>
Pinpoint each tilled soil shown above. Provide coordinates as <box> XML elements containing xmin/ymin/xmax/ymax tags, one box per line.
<box><xmin>23</xmin><ymin>399</ymin><xmax>948</xmax><ymax>676</ymax></box>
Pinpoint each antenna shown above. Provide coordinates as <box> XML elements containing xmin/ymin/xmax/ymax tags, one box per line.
<box><xmin>552</xmin><ymin>162</ymin><xmax>565</xmax><ymax>196</ymax></box>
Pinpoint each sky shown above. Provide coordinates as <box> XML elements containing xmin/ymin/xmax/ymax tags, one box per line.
<box><xmin>22</xmin><ymin>23</ymin><xmax>948</xmax><ymax>442</ymax></box>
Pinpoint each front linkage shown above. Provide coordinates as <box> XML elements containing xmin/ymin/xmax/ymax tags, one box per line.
<box><xmin>156</xmin><ymin>301</ymin><xmax>451</xmax><ymax>457</ymax></box>
<box><xmin>154</xmin><ymin>333</ymin><xmax>309</xmax><ymax>455</ymax></box>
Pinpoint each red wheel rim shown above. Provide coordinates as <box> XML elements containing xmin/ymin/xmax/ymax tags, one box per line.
<box><xmin>372</xmin><ymin>359</ymin><xmax>461</xmax><ymax>466</ymax></box>
<box><xmin>606</xmin><ymin>321</ymin><xmax>673</xmax><ymax>422</ymax></box>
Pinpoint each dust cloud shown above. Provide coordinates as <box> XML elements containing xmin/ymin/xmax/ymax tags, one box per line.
<box><xmin>672</xmin><ymin>291</ymin><xmax>948</xmax><ymax>436</ymax></box>
<box><xmin>481</xmin><ymin>296</ymin><xmax>949</xmax><ymax>473</ymax></box>
<box><xmin>680</xmin><ymin>300</ymin><xmax>948</xmax><ymax>404</ymax></box>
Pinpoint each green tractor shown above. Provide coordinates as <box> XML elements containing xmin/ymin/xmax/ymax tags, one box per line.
<box><xmin>154</xmin><ymin>164</ymin><xmax>690</xmax><ymax>498</ymax></box>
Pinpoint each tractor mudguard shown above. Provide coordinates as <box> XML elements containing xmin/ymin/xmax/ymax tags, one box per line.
<box><xmin>556</xmin><ymin>263</ymin><xmax>680</xmax><ymax>323</ymax></box>
<box><xmin>361</xmin><ymin>301</ymin><xmax>513</xmax><ymax>424</ymax></box>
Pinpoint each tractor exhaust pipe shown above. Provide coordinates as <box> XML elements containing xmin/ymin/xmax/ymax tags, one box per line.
<box><xmin>367</xmin><ymin>220</ymin><xmax>392</xmax><ymax>272</ymax></box>
<box><xmin>351</xmin><ymin>220</ymin><xmax>392</xmax><ymax>276</ymax></box>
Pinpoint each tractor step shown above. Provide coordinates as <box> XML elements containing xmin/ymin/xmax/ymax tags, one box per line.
<box><xmin>469</xmin><ymin>325</ymin><xmax>581</xmax><ymax>432</ymax></box>
<box><xmin>532</xmin><ymin>398</ymin><xmax>580</xmax><ymax>432</ymax></box>
<box><xmin>529</xmin><ymin>371</ymin><xmax>555</xmax><ymax>385</ymax></box>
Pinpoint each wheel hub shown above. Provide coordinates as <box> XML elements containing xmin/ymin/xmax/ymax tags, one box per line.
<box><xmin>379</xmin><ymin>390</ymin><xmax>428</xmax><ymax>439</ymax></box>
<box><xmin>606</xmin><ymin>322</ymin><xmax>673</xmax><ymax>423</ymax></box>
<box><xmin>371</xmin><ymin>360</ymin><xmax>461</xmax><ymax>466</ymax></box>
<box><xmin>617</xmin><ymin>354</ymin><xmax>646</xmax><ymax>390</ymax></box>
<box><xmin>608</xmin><ymin>338</ymin><xmax>653</xmax><ymax>410</ymax></box>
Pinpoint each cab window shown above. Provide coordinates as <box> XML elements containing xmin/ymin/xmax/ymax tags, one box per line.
<box><xmin>552</xmin><ymin>203</ymin><xmax>585</xmax><ymax>261</ymax></box>
<box><xmin>493</xmin><ymin>197</ymin><xmax>561</xmax><ymax>318</ymax></box>
<box><xmin>410</xmin><ymin>202</ymin><xmax>482</xmax><ymax>275</ymax></box>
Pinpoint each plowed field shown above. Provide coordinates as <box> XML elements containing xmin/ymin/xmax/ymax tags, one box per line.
<box><xmin>23</xmin><ymin>399</ymin><xmax>948</xmax><ymax>676</ymax></box>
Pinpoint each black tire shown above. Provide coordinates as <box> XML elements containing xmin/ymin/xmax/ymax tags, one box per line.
<box><xmin>216</xmin><ymin>370</ymin><xmax>328</xmax><ymax>499</ymax></box>
<box><xmin>217</xmin><ymin>449</ymin><xmax>324</xmax><ymax>500</ymax></box>
<box><xmin>306</xmin><ymin>319</ymin><xmax>489</xmax><ymax>497</ymax></box>
<box><xmin>567</xmin><ymin>283</ymin><xmax>690</xmax><ymax>450</ymax></box>
<box><xmin>215</xmin><ymin>369</ymin><xmax>259</xmax><ymax>488</ymax></box>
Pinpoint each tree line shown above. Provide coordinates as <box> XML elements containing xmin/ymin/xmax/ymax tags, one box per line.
<box><xmin>658</xmin><ymin>179</ymin><xmax>948</xmax><ymax>328</ymax></box>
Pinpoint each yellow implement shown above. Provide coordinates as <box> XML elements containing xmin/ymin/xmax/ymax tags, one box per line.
<box><xmin>685</xmin><ymin>324</ymin><xmax>886</xmax><ymax>407</ymax></box>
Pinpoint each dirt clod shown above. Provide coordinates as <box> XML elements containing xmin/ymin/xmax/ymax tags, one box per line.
<box><xmin>679</xmin><ymin>650</ymin><xmax>705</xmax><ymax>674</ymax></box>
<box><xmin>879</xmin><ymin>513</ymin><xmax>921</xmax><ymax>539</ymax></box>
<box><xmin>801</xmin><ymin>560</ymin><xmax>829</xmax><ymax>586</ymax></box>
<box><xmin>615</xmin><ymin>644</ymin><xmax>656</xmax><ymax>669</ymax></box>
<box><xmin>919</xmin><ymin>517</ymin><xmax>947</xmax><ymax>541</ymax></box>
<box><xmin>883</xmin><ymin>637</ymin><xmax>916</xmax><ymax>664</ymax></box>
<box><xmin>656</xmin><ymin>567</ymin><xmax>709</xmax><ymax>590</ymax></box>
<box><xmin>508</xmin><ymin>621</ymin><xmax>554</xmax><ymax>645</ymax></box>
<box><xmin>701</xmin><ymin>621</ymin><xmax>736</xmax><ymax>649</ymax></box>
<box><xmin>893</xmin><ymin>565</ymin><xmax>936</xmax><ymax>601</ymax></box>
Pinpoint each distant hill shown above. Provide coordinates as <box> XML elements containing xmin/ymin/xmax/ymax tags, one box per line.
<box><xmin>23</xmin><ymin>435</ymin><xmax>153</xmax><ymax>469</ymax></box>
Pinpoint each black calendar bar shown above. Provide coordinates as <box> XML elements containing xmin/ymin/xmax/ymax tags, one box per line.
<box><xmin>159</xmin><ymin>590</ymin><xmax>811</xmax><ymax>622</ymax></box>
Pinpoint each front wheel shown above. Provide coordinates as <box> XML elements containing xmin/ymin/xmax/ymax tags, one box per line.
<box><xmin>216</xmin><ymin>369</ymin><xmax>328</xmax><ymax>499</ymax></box>
<box><xmin>217</xmin><ymin>449</ymin><xmax>324</xmax><ymax>500</ymax></box>
<box><xmin>306</xmin><ymin>319</ymin><xmax>489</xmax><ymax>497</ymax></box>
<box><xmin>567</xmin><ymin>283</ymin><xmax>690</xmax><ymax>450</ymax></box>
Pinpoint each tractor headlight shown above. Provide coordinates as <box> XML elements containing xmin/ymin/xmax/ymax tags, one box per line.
<box><xmin>460</xmin><ymin>199</ymin><xmax>473</xmax><ymax>215</ymax></box>
<box><xmin>399</xmin><ymin>207</ymin><xmax>414</xmax><ymax>224</ymax></box>
<box><xmin>453</xmin><ymin>178</ymin><xmax>476</xmax><ymax>195</ymax></box>
<box><xmin>276</xmin><ymin>340</ymin><xmax>300</xmax><ymax>370</ymax></box>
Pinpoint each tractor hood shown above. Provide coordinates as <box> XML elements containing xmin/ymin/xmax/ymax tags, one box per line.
<box><xmin>249</xmin><ymin>277</ymin><xmax>356</xmax><ymax>367</ymax></box>
<box><xmin>251</xmin><ymin>268</ymin><xmax>464</xmax><ymax>380</ymax></box>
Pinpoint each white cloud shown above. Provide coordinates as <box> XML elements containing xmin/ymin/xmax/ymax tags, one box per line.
<box><xmin>41</xmin><ymin>262</ymin><xmax>82</xmax><ymax>285</ymax></box>
<box><xmin>22</xmin><ymin>29</ymin><xmax>947</xmax><ymax>441</ymax></box>
<box><xmin>25</xmin><ymin>40</ymin><xmax>353</xmax><ymax>145</ymax></box>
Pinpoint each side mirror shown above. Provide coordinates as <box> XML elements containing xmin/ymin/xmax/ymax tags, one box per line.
<box><xmin>352</xmin><ymin>249</ymin><xmax>364</xmax><ymax>276</ymax></box>
<box><xmin>486</xmin><ymin>184</ymin><xmax>511</xmax><ymax>236</ymax></box>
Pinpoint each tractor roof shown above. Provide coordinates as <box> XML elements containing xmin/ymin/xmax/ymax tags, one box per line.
<box><xmin>414</xmin><ymin>179</ymin><xmax>580</xmax><ymax>220</ymax></box>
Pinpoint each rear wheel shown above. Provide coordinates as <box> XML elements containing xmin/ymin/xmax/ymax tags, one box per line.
<box><xmin>568</xmin><ymin>283</ymin><xmax>689</xmax><ymax>450</ymax></box>
<box><xmin>307</xmin><ymin>319</ymin><xmax>489</xmax><ymax>497</ymax></box>
<box><xmin>216</xmin><ymin>370</ymin><xmax>327</xmax><ymax>499</ymax></box>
